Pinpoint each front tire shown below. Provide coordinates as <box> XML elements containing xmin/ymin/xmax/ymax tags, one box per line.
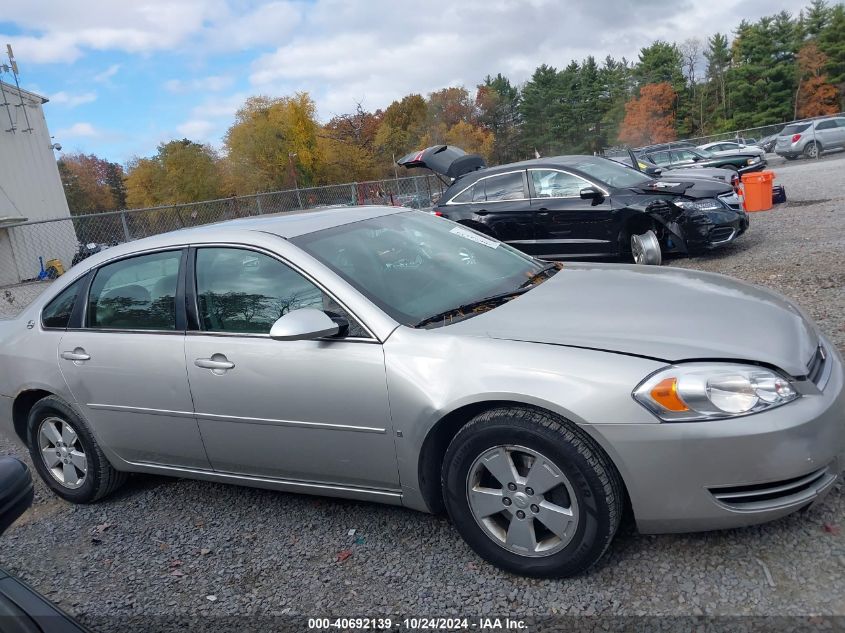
<box><xmin>441</xmin><ymin>407</ymin><xmax>624</xmax><ymax>577</ymax></box>
<box><xmin>27</xmin><ymin>396</ymin><xmax>126</xmax><ymax>503</ymax></box>
<box><xmin>630</xmin><ymin>230</ymin><xmax>662</xmax><ymax>265</ymax></box>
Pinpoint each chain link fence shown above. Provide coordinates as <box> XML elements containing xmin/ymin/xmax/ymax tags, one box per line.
<box><xmin>604</xmin><ymin>111</ymin><xmax>845</xmax><ymax>156</ymax></box>
<box><xmin>0</xmin><ymin>173</ymin><xmax>445</xmax><ymax>317</ymax></box>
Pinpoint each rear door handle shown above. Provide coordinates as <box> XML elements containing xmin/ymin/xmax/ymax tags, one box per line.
<box><xmin>61</xmin><ymin>349</ymin><xmax>90</xmax><ymax>362</ymax></box>
<box><xmin>195</xmin><ymin>356</ymin><xmax>235</xmax><ymax>373</ymax></box>
<box><xmin>475</xmin><ymin>210</ymin><xmax>489</xmax><ymax>216</ymax></box>
<box><xmin>537</xmin><ymin>208</ymin><xmax>550</xmax><ymax>216</ymax></box>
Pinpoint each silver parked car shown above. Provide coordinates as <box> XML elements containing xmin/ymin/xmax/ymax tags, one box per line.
<box><xmin>775</xmin><ymin>117</ymin><xmax>845</xmax><ymax>159</ymax></box>
<box><xmin>1</xmin><ymin>207</ymin><xmax>843</xmax><ymax>577</ymax></box>
<box><xmin>697</xmin><ymin>141</ymin><xmax>765</xmax><ymax>158</ymax></box>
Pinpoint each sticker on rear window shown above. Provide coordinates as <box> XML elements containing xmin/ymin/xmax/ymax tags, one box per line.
<box><xmin>450</xmin><ymin>226</ymin><xmax>500</xmax><ymax>249</ymax></box>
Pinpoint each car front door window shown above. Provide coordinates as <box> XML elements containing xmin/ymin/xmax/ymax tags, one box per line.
<box><xmin>530</xmin><ymin>170</ymin><xmax>587</xmax><ymax>198</ymax></box>
<box><xmin>195</xmin><ymin>248</ymin><xmax>367</xmax><ymax>338</ymax></box>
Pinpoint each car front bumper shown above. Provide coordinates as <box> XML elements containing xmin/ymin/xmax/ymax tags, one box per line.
<box><xmin>589</xmin><ymin>337</ymin><xmax>845</xmax><ymax>534</ymax></box>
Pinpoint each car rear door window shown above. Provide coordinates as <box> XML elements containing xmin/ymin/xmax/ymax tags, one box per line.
<box><xmin>41</xmin><ymin>278</ymin><xmax>84</xmax><ymax>329</ymax></box>
<box><xmin>483</xmin><ymin>172</ymin><xmax>526</xmax><ymax>202</ymax></box>
<box><xmin>195</xmin><ymin>248</ymin><xmax>368</xmax><ymax>337</ymax></box>
<box><xmin>816</xmin><ymin>120</ymin><xmax>836</xmax><ymax>131</ymax></box>
<box><xmin>649</xmin><ymin>151</ymin><xmax>670</xmax><ymax>165</ymax></box>
<box><xmin>87</xmin><ymin>250</ymin><xmax>181</xmax><ymax>330</ymax></box>
<box><xmin>530</xmin><ymin>170</ymin><xmax>586</xmax><ymax>198</ymax></box>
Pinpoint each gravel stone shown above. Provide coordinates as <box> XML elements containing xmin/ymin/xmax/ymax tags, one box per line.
<box><xmin>0</xmin><ymin>154</ymin><xmax>843</xmax><ymax>628</ymax></box>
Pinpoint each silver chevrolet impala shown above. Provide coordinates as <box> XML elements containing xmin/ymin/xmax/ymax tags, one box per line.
<box><xmin>1</xmin><ymin>207</ymin><xmax>843</xmax><ymax>577</ymax></box>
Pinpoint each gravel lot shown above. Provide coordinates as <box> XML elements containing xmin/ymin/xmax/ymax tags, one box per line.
<box><xmin>1</xmin><ymin>154</ymin><xmax>844</xmax><ymax>630</ymax></box>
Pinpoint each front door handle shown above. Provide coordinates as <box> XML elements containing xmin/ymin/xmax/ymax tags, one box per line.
<box><xmin>195</xmin><ymin>355</ymin><xmax>235</xmax><ymax>374</ymax></box>
<box><xmin>61</xmin><ymin>349</ymin><xmax>90</xmax><ymax>362</ymax></box>
<box><xmin>475</xmin><ymin>210</ymin><xmax>489</xmax><ymax>216</ymax></box>
<box><xmin>537</xmin><ymin>208</ymin><xmax>550</xmax><ymax>216</ymax></box>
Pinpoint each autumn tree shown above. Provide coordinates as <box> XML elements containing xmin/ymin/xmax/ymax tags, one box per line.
<box><xmin>223</xmin><ymin>93</ymin><xmax>321</xmax><ymax>194</ymax></box>
<box><xmin>374</xmin><ymin>94</ymin><xmax>427</xmax><ymax>161</ymax></box>
<box><xmin>125</xmin><ymin>139</ymin><xmax>221</xmax><ymax>208</ymax></box>
<box><xmin>618</xmin><ymin>82</ymin><xmax>678</xmax><ymax>146</ymax></box>
<box><xmin>58</xmin><ymin>153</ymin><xmax>126</xmax><ymax>214</ymax></box>
<box><xmin>796</xmin><ymin>41</ymin><xmax>840</xmax><ymax>117</ymax></box>
<box><xmin>317</xmin><ymin>104</ymin><xmax>383</xmax><ymax>183</ymax></box>
<box><xmin>476</xmin><ymin>74</ymin><xmax>521</xmax><ymax>163</ymax></box>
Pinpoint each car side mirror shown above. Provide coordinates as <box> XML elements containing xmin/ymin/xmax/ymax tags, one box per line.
<box><xmin>692</xmin><ymin>155</ymin><xmax>702</xmax><ymax>162</ymax></box>
<box><xmin>579</xmin><ymin>186</ymin><xmax>604</xmax><ymax>200</ymax></box>
<box><xmin>0</xmin><ymin>457</ymin><xmax>34</xmax><ymax>536</ymax></box>
<box><xmin>269</xmin><ymin>308</ymin><xmax>340</xmax><ymax>341</ymax></box>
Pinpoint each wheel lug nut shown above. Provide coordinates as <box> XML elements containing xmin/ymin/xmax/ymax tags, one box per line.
<box><xmin>516</xmin><ymin>510</ymin><xmax>525</xmax><ymax>519</ymax></box>
<box><xmin>502</xmin><ymin>497</ymin><xmax>512</xmax><ymax>506</ymax></box>
<box><xmin>525</xmin><ymin>487</ymin><xmax>534</xmax><ymax>496</ymax></box>
<box><xmin>507</xmin><ymin>483</ymin><xmax>517</xmax><ymax>491</ymax></box>
<box><xmin>531</xmin><ymin>504</ymin><xmax>540</xmax><ymax>513</ymax></box>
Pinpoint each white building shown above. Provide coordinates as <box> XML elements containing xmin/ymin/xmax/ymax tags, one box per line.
<box><xmin>0</xmin><ymin>81</ymin><xmax>77</xmax><ymax>286</ymax></box>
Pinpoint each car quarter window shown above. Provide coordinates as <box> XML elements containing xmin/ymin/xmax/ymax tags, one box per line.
<box><xmin>483</xmin><ymin>172</ymin><xmax>526</xmax><ymax>202</ymax></box>
<box><xmin>449</xmin><ymin>185</ymin><xmax>474</xmax><ymax>204</ymax></box>
<box><xmin>194</xmin><ymin>247</ymin><xmax>368</xmax><ymax>337</ymax></box>
<box><xmin>530</xmin><ymin>170</ymin><xmax>586</xmax><ymax>198</ymax></box>
<box><xmin>87</xmin><ymin>250</ymin><xmax>181</xmax><ymax>330</ymax></box>
<box><xmin>41</xmin><ymin>278</ymin><xmax>84</xmax><ymax>329</ymax></box>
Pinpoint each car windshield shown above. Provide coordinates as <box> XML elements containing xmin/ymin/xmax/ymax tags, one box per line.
<box><xmin>564</xmin><ymin>156</ymin><xmax>652</xmax><ymax>188</ymax></box>
<box><xmin>782</xmin><ymin>123</ymin><xmax>811</xmax><ymax>135</ymax></box>
<box><xmin>292</xmin><ymin>211</ymin><xmax>547</xmax><ymax>327</ymax></box>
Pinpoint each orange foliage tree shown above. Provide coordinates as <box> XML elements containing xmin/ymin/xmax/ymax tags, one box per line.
<box><xmin>796</xmin><ymin>42</ymin><xmax>840</xmax><ymax>118</ymax></box>
<box><xmin>617</xmin><ymin>82</ymin><xmax>677</xmax><ymax>146</ymax></box>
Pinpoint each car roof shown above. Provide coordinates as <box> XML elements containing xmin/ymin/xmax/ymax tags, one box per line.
<box><xmin>453</xmin><ymin>155</ymin><xmax>620</xmax><ymax>181</ymax></box>
<box><xmin>62</xmin><ymin>205</ymin><xmax>408</xmax><ymax>271</ymax></box>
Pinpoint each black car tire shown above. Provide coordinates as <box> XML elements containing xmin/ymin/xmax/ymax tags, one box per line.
<box><xmin>27</xmin><ymin>396</ymin><xmax>126</xmax><ymax>503</ymax></box>
<box><xmin>630</xmin><ymin>230</ymin><xmax>662</xmax><ymax>265</ymax></box>
<box><xmin>803</xmin><ymin>142</ymin><xmax>821</xmax><ymax>159</ymax></box>
<box><xmin>442</xmin><ymin>406</ymin><xmax>624</xmax><ymax>577</ymax></box>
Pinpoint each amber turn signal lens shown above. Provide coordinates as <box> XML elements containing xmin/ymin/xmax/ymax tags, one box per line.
<box><xmin>650</xmin><ymin>377</ymin><xmax>689</xmax><ymax>412</ymax></box>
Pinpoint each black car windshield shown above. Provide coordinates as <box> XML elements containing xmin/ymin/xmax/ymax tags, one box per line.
<box><xmin>292</xmin><ymin>211</ymin><xmax>547</xmax><ymax>326</ymax></box>
<box><xmin>566</xmin><ymin>156</ymin><xmax>652</xmax><ymax>188</ymax></box>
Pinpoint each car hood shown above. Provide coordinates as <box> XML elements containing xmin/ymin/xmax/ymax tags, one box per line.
<box><xmin>445</xmin><ymin>263</ymin><xmax>819</xmax><ymax>377</ymax></box>
<box><xmin>627</xmin><ymin>177</ymin><xmax>733</xmax><ymax>200</ymax></box>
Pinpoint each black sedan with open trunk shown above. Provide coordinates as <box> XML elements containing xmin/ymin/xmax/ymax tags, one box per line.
<box><xmin>399</xmin><ymin>146</ymin><xmax>748</xmax><ymax>265</ymax></box>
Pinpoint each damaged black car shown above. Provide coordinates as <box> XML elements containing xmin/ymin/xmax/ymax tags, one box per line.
<box><xmin>398</xmin><ymin>146</ymin><xmax>748</xmax><ymax>265</ymax></box>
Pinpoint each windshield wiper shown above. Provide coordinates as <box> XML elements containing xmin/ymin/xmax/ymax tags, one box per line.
<box><xmin>414</xmin><ymin>287</ymin><xmax>531</xmax><ymax>329</ymax></box>
<box><xmin>518</xmin><ymin>262</ymin><xmax>560</xmax><ymax>289</ymax></box>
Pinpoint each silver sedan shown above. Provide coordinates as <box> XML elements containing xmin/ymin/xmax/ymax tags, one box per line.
<box><xmin>1</xmin><ymin>207</ymin><xmax>842</xmax><ymax>577</ymax></box>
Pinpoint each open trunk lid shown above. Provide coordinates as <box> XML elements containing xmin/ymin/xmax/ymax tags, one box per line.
<box><xmin>396</xmin><ymin>145</ymin><xmax>486</xmax><ymax>179</ymax></box>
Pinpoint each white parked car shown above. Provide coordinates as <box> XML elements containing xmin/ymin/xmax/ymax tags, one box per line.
<box><xmin>697</xmin><ymin>141</ymin><xmax>765</xmax><ymax>158</ymax></box>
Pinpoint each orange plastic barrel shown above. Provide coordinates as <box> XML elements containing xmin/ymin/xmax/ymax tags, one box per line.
<box><xmin>741</xmin><ymin>171</ymin><xmax>775</xmax><ymax>212</ymax></box>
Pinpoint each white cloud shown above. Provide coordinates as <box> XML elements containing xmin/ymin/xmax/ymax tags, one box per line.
<box><xmin>176</xmin><ymin>119</ymin><xmax>215</xmax><ymax>139</ymax></box>
<box><xmin>93</xmin><ymin>63</ymin><xmax>120</xmax><ymax>82</ymax></box>
<box><xmin>164</xmin><ymin>75</ymin><xmax>234</xmax><ymax>94</ymax></box>
<box><xmin>56</xmin><ymin>122</ymin><xmax>99</xmax><ymax>138</ymax></box>
<box><xmin>50</xmin><ymin>90</ymin><xmax>97</xmax><ymax>107</ymax></box>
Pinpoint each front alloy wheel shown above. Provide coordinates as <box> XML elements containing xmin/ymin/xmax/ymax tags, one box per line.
<box><xmin>442</xmin><ymin>406</ymin><xmax>624</xmax><ymax>577</ymax></box>
<box><xmin>467</xmin><ymin>445</ymin><xmax>579</xmax><ymax>557</ymax></box>
<box><xmin>631</xmin><ymin>230</ymin><xmax>662</xmax><ymax>265</ymax></box>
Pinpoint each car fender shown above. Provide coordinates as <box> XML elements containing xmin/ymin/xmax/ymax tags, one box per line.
<box><xmin>382</xmin><ymin>326</ymin><xmax>665</xmax><ymax>512</ymax></box>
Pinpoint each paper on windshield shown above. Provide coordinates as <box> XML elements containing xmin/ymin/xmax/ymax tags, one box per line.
<box><xmin>450</xmin><ymin>226</ymin><xmax>500</xmax><ymax>249</ymax></box>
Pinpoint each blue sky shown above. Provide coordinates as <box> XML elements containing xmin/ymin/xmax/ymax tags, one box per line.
<box><xmin>0</xmin><ymin>0</ymin><xmax>812</xmax><ymax>165</ymax></box>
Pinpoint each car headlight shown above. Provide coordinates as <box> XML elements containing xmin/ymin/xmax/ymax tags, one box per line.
<box><xmin>747</xmin><ymin>157</ymin><xmax>761</xmax><ymax>165</ymax></box>
<box><xmin>673</xmin><ymin>198</ymin><xmax>724</xmax><ymax>212</ymax></box>
<box><xmin>633</xmin><ymin>363</ymin><xmax>799</xmax><ymax>421</ymax></box>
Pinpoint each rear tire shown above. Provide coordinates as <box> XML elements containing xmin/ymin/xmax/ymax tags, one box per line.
<box><xmin>27</xmin><ymin>396</ymin><xmax>126</xmax><ymax>503</ymax></box>
<box><xmin>441</xmin><ymin>406</ymin><xmax>624</xmax><ymax>577</ymax></box>
<box><xmin>803</xmin><ymin>142</ymin><xmax>821</xmax><ymax>159</ymax></box>
<box><xmin>630</xmin><ymin>230</ymin><xmax>662</xmax><ymax>265</ymax></box>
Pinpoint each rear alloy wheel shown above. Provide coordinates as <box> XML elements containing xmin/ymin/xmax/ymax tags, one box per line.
<box><xmin>27</xmin><ymin>396</ymin><xmax>127</xmax><ymax>503</ymax></box>
<box><xmin>630</xmin><ymin>230</ymin><xmax>662</xmax><ymax>265</ymax></box>
<box><xmin>442</xmin><ymin>407</ymin><xmax>624</xmax><ymax>577</ymax></box>
<box><xmin>804</xmin><ymin>142</ymin><xmax>820</xmax><ymax>159</ymax></box>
